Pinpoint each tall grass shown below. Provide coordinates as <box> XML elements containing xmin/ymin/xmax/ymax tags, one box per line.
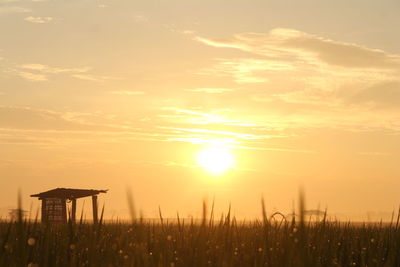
<box><xmin>1</xmin><ymin>194</ymin><xmax>400</xmax><ymax>266</ymax></box>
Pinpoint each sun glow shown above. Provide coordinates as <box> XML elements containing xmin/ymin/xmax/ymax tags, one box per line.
<box><xmin>197</xmin><ymin>146</ymin><xmax>235</xmax><ymax>175</ymax></box>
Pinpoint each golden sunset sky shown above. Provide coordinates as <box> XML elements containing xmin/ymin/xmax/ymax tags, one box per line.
<box><xmin>1</xmin><ymin>0</ymin><xmax>399</xmax><ymax>220</ymax></box>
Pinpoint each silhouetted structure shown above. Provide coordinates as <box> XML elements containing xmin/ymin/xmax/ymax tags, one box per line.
<box><xmin>8</xmin><ymin>209</ymin><xmax>28</xmax><ymax>221</ymax></box>
<box><xmin>31</xmin><ymin>188</ymin><xmax>107</xmax><ymax>223</ymax></box>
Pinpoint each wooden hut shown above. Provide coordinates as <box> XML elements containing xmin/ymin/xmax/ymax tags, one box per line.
<box><xmin>31</xmin><ymin>188</ymin><xmax>107</xmax><ymax>223</ymax></box>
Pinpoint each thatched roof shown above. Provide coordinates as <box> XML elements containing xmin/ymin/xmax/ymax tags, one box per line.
<box><xmin>31</xmin><ymin>188</ymin><xmax>107</xmax><ymax>199</ymax></box>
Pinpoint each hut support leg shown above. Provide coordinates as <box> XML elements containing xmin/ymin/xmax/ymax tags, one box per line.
<box><xmin>92</xmin><ymin>195</ymin><xmax>98</xmax><ymax>224</ymax></box>
<box><xmin>62</xmin><ymin>199</ymin><xmax>67</xmax><ymax>223</ymax></box>
<box><xmin>41</xmin><ymin>199</ymin><xmax>47</xmax><ymax>223</ymax></box>
<box><xmin>72</xmin><ymin>198</ymin><xmax>76</xmax><ymax>223</ymax></box>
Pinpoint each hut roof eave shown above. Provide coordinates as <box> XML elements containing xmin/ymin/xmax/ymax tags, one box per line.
<box><xmin>30</xmin><ymin>188</ymin><xmax>107</xmax><ymax>199</ymax></box>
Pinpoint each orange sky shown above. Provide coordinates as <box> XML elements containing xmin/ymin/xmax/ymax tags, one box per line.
<box><xmin>0</xmin><ymin>0</ymin><xmax>400</xmax><ymax>221</ymax></box>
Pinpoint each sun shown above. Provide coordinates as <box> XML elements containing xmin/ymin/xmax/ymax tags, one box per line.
<box><xmin>197</xmin><ymin>146</ymin><xmax>235</xmax><ymax>175</ymax></box>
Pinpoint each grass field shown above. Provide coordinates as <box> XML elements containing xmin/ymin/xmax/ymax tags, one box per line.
<box><xmin>1</xmin><ymin>197</ymin><xmax>400</xmax><ymax>267</ymax></box>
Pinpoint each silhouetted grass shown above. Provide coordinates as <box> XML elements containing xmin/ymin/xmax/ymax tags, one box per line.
<box><xmin>1</xmin><ymin>195</ymin><xmax>400</xmax><ymax>266</ymax></box>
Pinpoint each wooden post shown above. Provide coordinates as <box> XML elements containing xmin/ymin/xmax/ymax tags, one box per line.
<box><xmin>41</xmin><ymin>198</ymin><xmax>47</xmax><ymax>223</ymax></box>
<box><xmin>92</xmin><ymin>195</ymin><xmax>98</xmax><ymax>224</ymax></box>
<box><xmin>71</xmin><ymin>198</ymin><xmax>77</xmax><ymax>223</ymax></box>
<box><xmin>62</xmin><ymin>199</ymin><xmax>67</xmax><ymax>223</ymax></box>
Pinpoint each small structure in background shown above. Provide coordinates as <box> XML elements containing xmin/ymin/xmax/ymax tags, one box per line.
<box><xmin>8</xmin><ymin>209</ymin><xmax>28</xmax><ymax>221</ymax></box>
<box><xmin>31</xmin><ymin>188</ymin><xmax>107</xmax><ymax>224</ymax></box>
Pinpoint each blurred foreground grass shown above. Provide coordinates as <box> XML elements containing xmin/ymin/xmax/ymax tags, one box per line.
<box><xmin>1</xmin><ymin>193</ymin><xmax>400</xmax><ymax>266</ymax></box>
<box><xmin>2</xmin><ymin>212</ymin><xmax>400</xmax><ymax>266</ymax></box>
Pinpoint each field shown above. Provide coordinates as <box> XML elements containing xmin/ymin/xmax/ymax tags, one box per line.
<box><xmin>1</xmin><ymin>199</ymin><xmax>400</xmax><ymax>267</ymax></box>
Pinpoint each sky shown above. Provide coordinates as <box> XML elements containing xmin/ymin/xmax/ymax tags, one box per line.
<box><xmin>0</xmin><ymin>0</ymin><xmax>400</xmax><ymax>221</ymax></box>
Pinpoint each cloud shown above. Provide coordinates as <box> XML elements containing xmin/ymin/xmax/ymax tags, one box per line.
<box><xmin>195</xmin><ymin>28</ymin><xmax>400</xmax><ymax>117</ymax></box>
<box><xmin>15</xmin><ymin>63</ymin><xmax>114</xmax><ymax>82</ymax></box>
<box><xmin>0</xmin><ymin>106</ymin><xmax>272</xmax><ymax>148</ymax></box>
<box><xmin>357</xmin><ymin>152</ymin><xmax>391</xmax><ymax>156</ymax></box>
<box><xmin>18</xmin><ymin>71</ymin><xmax>47</xmax><ymax>81</ymax></box>
<box><xmin>0</xmin><ymin>106</ymin><xmax>115</xmax><ymax>131</ymax></box>
<box><xmin>0</xmin><ymin>0</ymin><xmax>47</xmax><ymax>2</ymax></box>
<box><xmin>24</xmin><ymin>16</ymin><xmax>53</xmax><ymax>24</ymax></box>
<box><xmin>16</xmin><ymin>63</ymin><xmax>89</xmax><ymax>82</ymax></box>
<box><xmin>109</xmin><ymin>90</ymin><xmax>145</xmax><ymax>95</ymax></box>
<box><xmin>0</xmin><ymin>136</ymin><xmax>55</xmax><ymax>145</ymax></box>
<box><xmin>350</xmin><ymin>81</ymin><xmax>400</xmax><ymax>107</ymax></box>
<box><xmin>2</xmin><ymin>107</ymin><xmax>136</xmax><ymax>132</ymax></box>
<box><xmin>0</xmin><ymin>106</ymin><xmax>136</xmax><ymax>146</ymax></box>
<box><xmin>162</xmin><ymin>161</ymin><xmax>197</xmax><ymax>169</ymax></box>
<box><xmin>161</xmin><ymin>126</ymin><xmax>263</xmax><ymax>141</ymax></box>
<box><xmin>197</xmin><ymin>58</ymin><xmax>293</xmax><ymax>83</ymax></box>
<box><xmin>133</xmin><ymin>15</ymin><xmax>149</xmax><ymax>24</ymax></box>
<box><xmin>185</xmin><ymin>88</ymin><xmax>233</xmax><ymax>93</ymax></box>
<box><xmin>160</xmin><ymin>108</ymin><xmax>229</xmax><ymax>124</ymax></box>
<box><xmin>154</xmin><ymin>107</ymin><xmax>296</xmax><ymax>151</ymax></box>
<box><xmin>196</xmin><ymin>28</ymin><xmax>400</xmax><ymax>69</ymax></box>
<box><xmin>0</xmin><ymin>6</ymin><xmax>31</xmax><ymax>13</ymax></box>
<box><xmin>20</xmin><ymin>64</ymin><xmax>89</xmax><ymax>74</ymax></box>
<box><xmin>71</xmin><ymin>74</ymin><xmax>115</xmax><ymax>82</ymax></box>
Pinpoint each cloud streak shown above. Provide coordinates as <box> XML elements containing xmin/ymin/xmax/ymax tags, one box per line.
<box><xmin>185</xmin><ymin>88</ymin><xmax>233</xmax><ymax>94</ymax></box>
<box><xmin>16</xmin><ymin>63</ymin><xmax>89</xmax><ymax>81</ymax></box>
<box><xmin>0</xmin><ymin>5</ymin><xmax>30</xmax><ymax>13</ymax></box>
<box><xmin>20</xmin><ymin>64</ymin><xmax>89</xmax><ymax>74</ymax></box>
<box><xmin>350</xmin><ymin>81</ymin><xmax>400</xmax><ymax>108</ymax></box>
<box><xmin>24</xmin><ymin>16</ymin><xmax>52</xmax><ymax>23</ymax></box>
<box><xmin>14</xmin><ymin>63</ymin><xmax>115</xmax><ymax>82</ymax></box>
<box><xmin>109</xmin><ymin>90</ymin><xmax>145</xmax><ymax>95</ymax></box>
<box><xmin>196</xmin><ymin>28</ymin><xmax>400</xmax><ymax>69</ymax></box>
<box><xmin>71</xmin><ymin>74</ymin><xmax>115</xmax><ymax>82</ymax></box>
<box><xmin>197</xmin><ymin>58</ymin><xmax>289</xmax><ymax>83</ymax></box>
<box><xmin>18</xmin><ymin>71</ymin><xmax>47</xmax><ymax>81</ymax></box>
<box><xmin>195</xmin><ymin>28</ymin><xmax>400</xmax><ymax>118</ymax></box>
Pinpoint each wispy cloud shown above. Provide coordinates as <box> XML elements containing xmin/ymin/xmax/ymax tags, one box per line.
<box><xmin>196</xmin><ymin>28</ymin><xmax>400</xmax><ymax>69</ymax></box>
<box><xmin>185</xmin><ymin>88</ymin><xmax>233</xmax><ymax>94</ymax></box>
<box><xmin>15</xmin><ymin>63</ymin><xmax>115</xmax><ymax>82</ymax></box>
<box><xmin>0</xmin><ymin>105</ymin><xmax>322</xmax><ymax>154</ymax></box>
<box><xmin>16</xmin><ymin>63</ymin><xmax>88</xmax><ymax>82</ymax></box>
<box><xmin>0</xmin><ymin>0</ymin><xmax>47</xmax><ymax>2</ymax></box>
<box><xmin>133</xmin><ymin>15</ymin><xmax>149</xmax><ymax>24</ymax></box>
<box><xmin>0</xmin><ymin>6</ymin><xmax>30</xmax><ymax>13</ymax></box>
<box><xmin>197</xmin><ymin>58</ymin><xmax>284</xmax><ymax>83</ymax></box>
<box><xmin>0</xmin><ymin>106</ymin><xmax>162</xmax><ymax>148</ymax></box>
<box><xmin>109</xmin><ymin>90</ymin><xmax>145</xmax><ymax>95</ymax></box>
<box><xmin>160</xmin><ymin>108</ymin><xmax>229</xmax><ymax>124</ymax></box>
<box><xmin>152</xmin><ymin>107</ymin><xmax>298</xmax><ymax>152</ymax></box>
<box><xmin>350</xmin><ymin>81</ymin><xmax>400</xmax><ymax>108</ymax></box>
<box><xmin>195</xmin><ymin>28</ymin><xmax>400</xmax><ymax>117</ymax></box>
<box><xmin>162</xmin><ymin>161</ymin><xmax>197</xmax><ymax>168</ymax></box>
<box><xmin>18</xmin><ymin>71</ymin><xmax>47</xmax><ymax>81</ymax></box>
<box><xmin>161</xmin><ymin>126</ymin><xmax>263</xmax><ymax>141</ymax></box>
<box><xmin>71</xmin><ymin>74</ymin><xmax>116</xmax><ymax>82</ymax></box>
<box><xmin>357</xmin><ymin>151</ymin><xmax>391</xmax><ymax>156</ymax></box>
<box><xmin>24</xmin><ymin>16</ymin><xmax>52</xmax><ymax>23</ymax></box>
<box><xmin>20</xmin><ymin>64</ymin><xmax>89</xmax><ymax>74</ymax></box>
